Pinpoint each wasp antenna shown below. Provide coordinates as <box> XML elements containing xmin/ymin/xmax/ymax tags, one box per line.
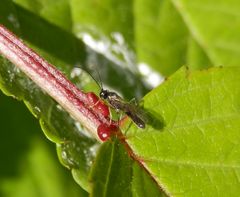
<box><xmin>85</xmin><ymin>68</ymin><xmax>101</xmax><ymax>89</ymax></box>
<box><xmin>96</xmin><ymin>69</ymin><xmax>103</xmax><ymax>89</ymax></box>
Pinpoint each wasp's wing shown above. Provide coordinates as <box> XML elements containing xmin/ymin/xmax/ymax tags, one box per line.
<box><xmin>107</xmin><ymin>92</ymin><xmax>128</xmax><ymax>111</ymax></box>
<box><xmin>125</xmin><ymin>110</ymin><xmax>145</xmax><ymax>128</ymax></box>
<box><xmin>124</xmin><ymin>103</ymin><xmax>146</xmax><ymax>129</ymax></box>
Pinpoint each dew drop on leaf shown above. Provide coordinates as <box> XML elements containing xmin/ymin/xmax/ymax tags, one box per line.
<box><xmin>61</xmin><ymin>150</ymin><xmax>67</xmax><ymax>160</ymax></box>
<box><xmin>33</xmin><ymin>106</ymin><xmax>41</xmax><ymax>116</ymax></box>
<box><xmin>70</xmin><ymin>67</ymin><xmax>82</xmax><ymax>79</ymax></box>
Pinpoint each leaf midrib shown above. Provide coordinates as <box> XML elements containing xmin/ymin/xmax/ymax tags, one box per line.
<box><xmin>103</xmin><ymin>143</ymin><xmax>115</xmax><ymax>197</ymax></box>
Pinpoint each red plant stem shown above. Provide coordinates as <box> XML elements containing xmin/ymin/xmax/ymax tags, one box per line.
<box><xmin>0</xmin><ymin>24</ymin><xmax>114</xmax><ymax>140</ymax></box>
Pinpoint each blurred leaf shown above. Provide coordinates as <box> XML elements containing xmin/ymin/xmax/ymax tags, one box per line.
<box><xmin>12</xmin><ymin>0</ymin><xmax>146</xmax><ymax>98</ymax></box>
<box><xmin>127</xmin><ymin>66</ymin><xmax>240</xmax><ymax>196</ymax></box>
<box><xmin>134</xmin><ymin>0</ymin><xmax>190</xmax><ymax>75</ymax></box>
<box><xmin>13</xmin><ymin>0</ymin><xmax>72</xmax><ymax>30</ymax></box>
<box><xmin>135</xmin><ymin>0</ymin><xmax>240</xmax><ymax>75</ymax></box>
<box><xmin>70</xmin><ymin>0</ymin><xmax>134</xmax><ymax>48</ymax></box>
<box><xmin>11</xmin><ymin>0</ymin><xmax>240</xmax><ymax>77</ymax></box>
<box><xmin>186</xmin><ymin>37</ymin><xmax>212</xmax><ymax>70</ymax></box>
<box><xmin>0</xmin><ymin>93</ymin><xmax>87</xmax><ymax>197</ymax></box>
<box><xmin>172</xmin><ymin>0</ymin><xmax>240</xmax><ymax>68</ymax></box>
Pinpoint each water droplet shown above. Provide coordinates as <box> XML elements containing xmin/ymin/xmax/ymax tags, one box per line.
<box><xmin>89</xmin><ymin>144</ymin><xmax>99</xmax><ymax>156</ymax></box>
<box><xmin>70</xmin><ymin>67</ymin><xmax>82</xmax><ymax>79</ymax></box>
<box><xmin>138</xmin><ymin>62</ymin><xmax>164</xmax><ymax>88</ymax></box>
<box><xmin>56</xmin><ymin>104</ymin><xmax>63</xmax><ymax>111</ymax></box>
<box><xmin>74</xmin><ymin>122</ymin><xmax>82</xmax><ymax>131</ymax></box>
<box><xmin>7</xmin><ymin>14</ymin><xmax>20</xmax><ymax>28</ymax></box>
<box><xmin>74</xmin><ymin>122</ymin><xmax>92</xmax><ymax>138</ymax></box>
<box><xmin>61</xmin><ymin>151</ymin><xmax>67</xmax><ymax>160</ymax></box>
<box><xmin>7</xmin><ymin>69</ymin><xmax>15</xmax><ymax>82</ymax></box>
<box><xmin>112</xmin><ymin>32</ymin><xmax>124</xmax><ymax>45</ymax></box>
<box><xmin>34</xmin><ymin>106</ymin><xmax>41</xmax><ymax>113</ymax></box>
<box><xmin>13</xmin><ymin>67</ymin><xmax>20</xmax><ymax>73</ymax></box>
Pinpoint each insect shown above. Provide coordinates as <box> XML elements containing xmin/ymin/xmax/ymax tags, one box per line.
<box><xmin>99</xmin><ymin>89</ymin><xmax>145</xmax><ymax>129</ymax></box>
<box><xmin>87</xmin><ymin>69</ymin><xmax>146</xmax><ymax>129</ymax></box>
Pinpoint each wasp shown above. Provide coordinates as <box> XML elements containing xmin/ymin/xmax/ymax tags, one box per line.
<box><xmin>99</xmin><ymin>89</ymin><xmax>145</xmax><ymax>129</ymax></box>
<box><xmin>85</xmin><ymin>68</ymin><xmax>146</xmax><ymax>129</ymax></box>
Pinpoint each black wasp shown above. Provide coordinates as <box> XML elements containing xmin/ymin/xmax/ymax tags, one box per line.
<box><xmin>99</xmin><ymin>89</ymin><xmax>145</xmax><ymax>129</ymax></box>
<box><xmin>87</xmin><ymin>69</ymin><xmax>145</xmax><ymax>129</ymax></box>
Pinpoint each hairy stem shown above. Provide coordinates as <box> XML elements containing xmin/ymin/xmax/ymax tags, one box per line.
<box><xmin>0</xmin><ymin>24</ymin><xmax>112</xmax><ymax>141</ymax></box>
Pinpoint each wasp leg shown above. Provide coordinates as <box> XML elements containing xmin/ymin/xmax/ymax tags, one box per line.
<box><xmin>129</xmin><ymin>98</ymin><xmax>138</xmax><ymax>106</ymax></box>
<box><xmin>88</xmin><ymin>99</ymin><xmax>100</xmax><ymax>108</ymax></box>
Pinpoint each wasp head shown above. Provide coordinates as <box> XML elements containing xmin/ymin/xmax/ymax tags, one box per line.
<box><xmin>100</xmin><ymin>89</ymin><xmax>109</xmax><ymax>100</ymax></box>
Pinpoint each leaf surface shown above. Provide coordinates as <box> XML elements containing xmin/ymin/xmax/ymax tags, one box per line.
<box><xmin>126</xmin><ymin>66</ymin><xmax>240</xmax><ymax>196</ymax></box>
<box><xmin>0</xmin><ymin>93</ymin><xmax>87</xmax><ymax>197</ymax></box>
<box><xmin>172</xmin><ymin>0</ymin><xmax>240</xmax><ymax>67</ymax></box>
<box><xmin>89</xmin><ymin>139</ymin><xmax>164</xmax><ymax>197</ymax></box>
<box><xmin>134</xmin><ymin>0</ymin><xmax>189</xmax><ymax>75</ymax></box>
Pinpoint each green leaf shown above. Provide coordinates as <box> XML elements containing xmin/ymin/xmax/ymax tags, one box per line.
<box><xmin>89</xmin><ymin>139</ymin><xmax>164</xmax><ymax>197</ymax></box>
<box><xmin>0</xmin><ymin>93</ymin><xmax>87</xmax><ymax>197</ymax></box>
<box><xmin>11</xmin><ymin>0</ymin><xmax>240</xmax><ymax>77</ymax></box>
<box><xmin>131</xmin><ymin>162</ymin><xmax>166</xmax><ymax>197</ymax></box>
<box><xmin>186</xmin><ymin>37</ymin><xmax>212</xmax><ymax>70</ymax></box>
<box><xmin>70</xmin><ymin>0</ymin><xmax>134</xmax><ymax>49</ymax></box>
<box><xmin>126</xmin><ymin>66</ymin><xmax>240</xmax><ymax>196</ymax></box>
<box><xmin>13</xmin><ymin>0</ymin><xmax>135</xmax><ymax>52</ymax></box>
<box><xmin>172</xmin><ymin>0</ymin><xmax>240</xmax><ymax>67</ymax></box>
<box><xmin>13</xmin><ymin>0</ymin><xmax>72</xmax><ymax>31</ymax></box>
<box><xmin>89</xmin><ymin>139</ymin><xmax>133</xmax><ymax>197</ymax></box>
<box><xmin>134</xmin><ymin>0</ymin><xmax>189</xmax><ymax>75</ymax></box>
<box><xmin>135</xmin><ymin>0</ymin><xmax>240</xmax><ymax>75</ymax></box>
